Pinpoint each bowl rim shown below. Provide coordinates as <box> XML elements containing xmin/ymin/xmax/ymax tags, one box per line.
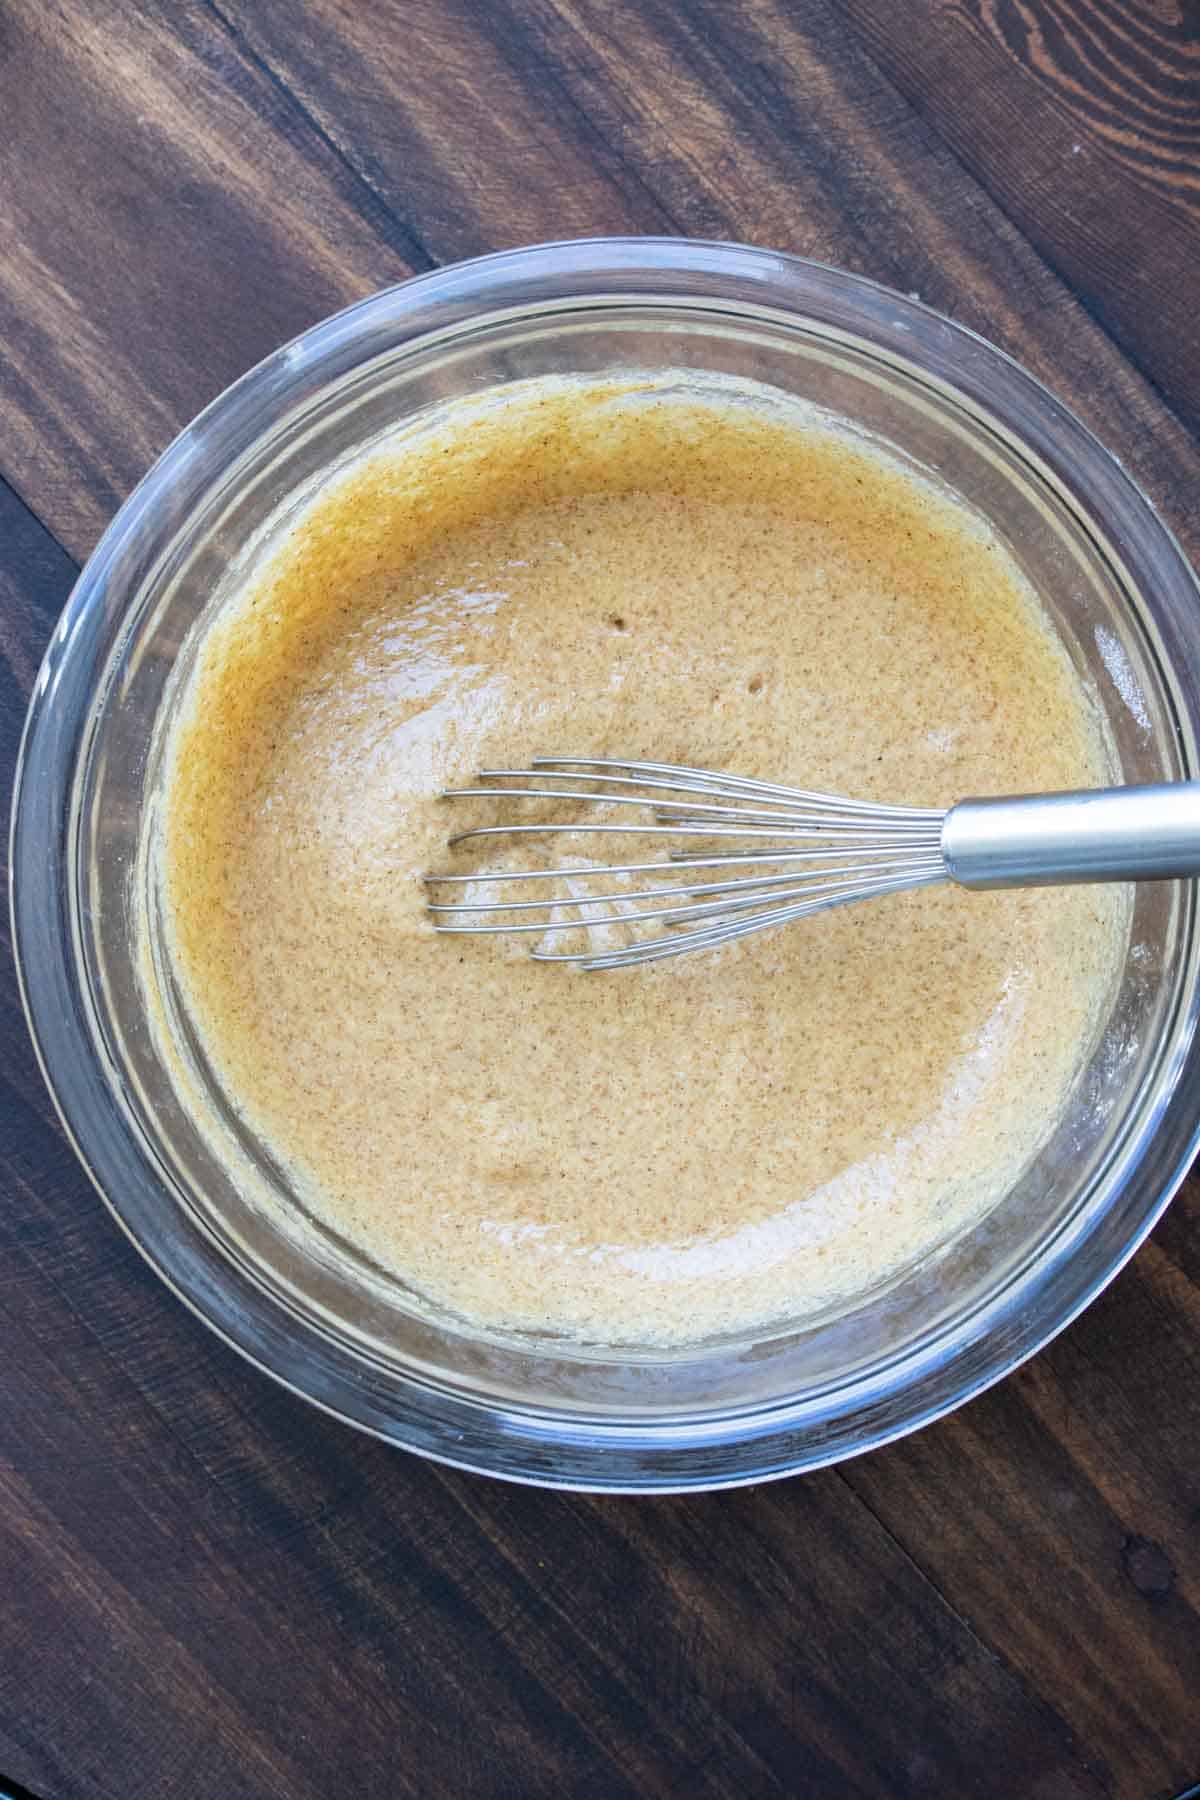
<box><xmin>12</xmin><ymin>235</ymin><xmax>1200</xmax><ymax>1491</ymax></box>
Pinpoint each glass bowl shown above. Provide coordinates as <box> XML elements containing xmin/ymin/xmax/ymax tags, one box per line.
<box><xmin>12</xmin><ymin>239</ymin><xmax>1200</xmax><ymax>1491</ymax></box>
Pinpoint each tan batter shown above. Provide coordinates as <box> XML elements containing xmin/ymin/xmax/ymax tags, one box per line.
<box><xmin>159</xmin><ymin>375</ymin><xmax>1124</xmax><ymax>1344</ymax></box>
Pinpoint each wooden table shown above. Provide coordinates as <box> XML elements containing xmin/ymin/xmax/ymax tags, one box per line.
<box><xmin>2</xmin><ymin>4</ymin><xmax>1199</xmax><ymax>1795</ymax></box>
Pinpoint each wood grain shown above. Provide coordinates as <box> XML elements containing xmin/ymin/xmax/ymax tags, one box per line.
<box><xmin>0</xmin><ymin>0</ymin><xmax>420</xmax><ymax>558</ymax></box>
<box><xmin>845</xmin><ymin>1238</ymin><xmax>1200</xmax><ymax>1795</ymax></box>
<box><xmin>840</xmin><ymin>0</ymin><xmax>1200</xmax><ymax>435</ymax></box>
<box><xmin>211</xmin><ymin>0</ymin><xmax>1200</xmax><ymax>564</ymax></box>
<box><xmin>0</xmin><ymin>955</ymin><xmax>1119</xmax><ymax>1800</ymax></box>
<box><xmin>2</xmin><ymin>2</ymin><xmax>1200</xmax><ymax>1796</ymax></box>
<box><xmin>0</xmin><ymin>1037</ymin><xmax>1116</xmax><ymax>1800</ymax></box>
<box><xmin>0</xmin><ymin>480</ymin><xmax>76</xmax><ymax>1122</ymax></box>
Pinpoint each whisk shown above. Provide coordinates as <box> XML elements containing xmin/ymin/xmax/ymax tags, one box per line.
<box><xmin>425</xmin><ymin>758</ymin><xmax>1200</xmax><ymax>971</ymax></box>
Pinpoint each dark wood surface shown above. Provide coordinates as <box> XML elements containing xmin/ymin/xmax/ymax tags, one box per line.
<box><xmin>2</xmin><ymin>3</ymin><xmax>1199</xmax><ymax>1795</ymax></box>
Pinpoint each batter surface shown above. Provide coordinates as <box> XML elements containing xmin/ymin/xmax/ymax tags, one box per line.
<box><xmin>159</xmin><ymin>375</ymin><xmax>1124</xmax><ymax>1344</ymax></box>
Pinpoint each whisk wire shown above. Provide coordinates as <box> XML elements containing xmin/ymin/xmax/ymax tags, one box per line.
<box><xmin>430</xmin><ymin>859</ymin><xmax>946</xmax><ymax>936</ymax></box>
<box><xmin>521</xmin><ymin>757</ymin><xmax>942</xmax><ymax>818</ymax></box>
<box><xmin>534</xmin><ymin>867</ymin><xmax>947</xmax><ymax>968</ymax></box>
<box><xmin>427</xmin><ymin>853</ymin><xmax>945</xmax><ymax>917</ymax></box>
<box><xmin>426</xmin><ymin>757</ymin><xmax>949</xmax><ymax>969</ymax></box>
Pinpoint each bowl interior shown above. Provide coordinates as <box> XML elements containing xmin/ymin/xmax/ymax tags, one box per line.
<box><xmin>16</xmin><ymin>250</ymin><xmax>1200</xmax><ymax>1487</ymax></box>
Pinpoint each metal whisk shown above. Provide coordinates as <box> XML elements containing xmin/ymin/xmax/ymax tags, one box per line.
<box><xmin>425</xmin><ymin>758</ymin><xmax>1200</xmax><ymax>971</ymax></box>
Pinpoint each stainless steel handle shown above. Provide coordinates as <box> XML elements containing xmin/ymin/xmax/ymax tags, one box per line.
<box><xmin>943</xmin><ymin>783</ymin><xmax>1200</xmax><ymax>889</ymax></box>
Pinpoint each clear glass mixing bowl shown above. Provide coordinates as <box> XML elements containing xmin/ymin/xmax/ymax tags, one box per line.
<box><xmin>12</xmin><ymin>239</ymin><xmax>1200</xmax><ymax>1490</ymax></box>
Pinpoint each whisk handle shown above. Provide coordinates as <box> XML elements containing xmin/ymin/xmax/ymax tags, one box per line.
<box><xmin>943</xmin><ymin>783</ymin><xmax>1200</xmax><ymax>889</ymax></box>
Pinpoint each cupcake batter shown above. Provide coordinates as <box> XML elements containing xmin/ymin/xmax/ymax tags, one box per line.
<box><xmin>159</xmin><ymin>376</ymin><xmax>1125</xmax><ymax>1343</ymax></box>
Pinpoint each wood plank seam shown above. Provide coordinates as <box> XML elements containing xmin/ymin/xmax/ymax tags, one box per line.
<box><xmin>432</xmin><ymin>1477</ymin><xmax>800</xmax><ymax>1796</ymax></box>
<box><xmin>198</xmin><ymin>0</ymin><xmax>441</xmax><ymax>277</ymax></box>
<box><xmin>834</xmin><ymin>1466</ymin><xmax>1114</xmax><ymax>1793</ymax></box>
<box><xmin>0</xmin><ymin>477</ymin><xmax>81</xmax><ymax>592</ymax></box>
<box><xmin>536</xmin><ymin>0</ymin><xmax>1200</xmax><ymax>527</ymax></box>
<box><xmin>835</xmin><ymin>2</ymin><xmax>1200</xmax><ymax>452</ymax></box>
<box><xmin>206</xmin><ymin>0</ymin><xmax>688</xmax><ymax>251</ymax></box>
<box><xmin>445</xmin><ymin>0</ymin><xmax>691</xmax><ymax>236</ymax></box>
